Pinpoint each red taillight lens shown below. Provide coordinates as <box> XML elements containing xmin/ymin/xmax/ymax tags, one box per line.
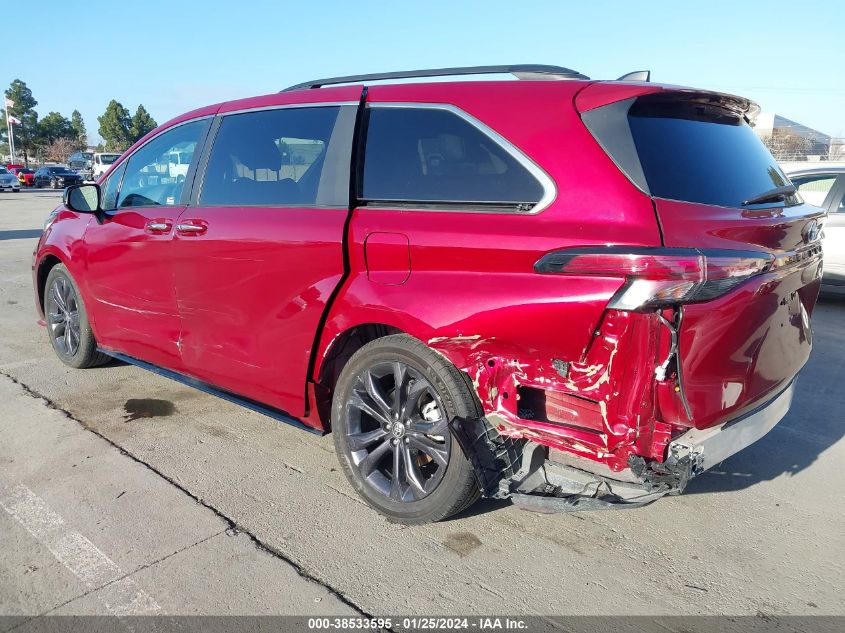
<box><xmin>535</xmin><ymin>247</ymin><xmax>772</xmax><ymax>310</ymax></box>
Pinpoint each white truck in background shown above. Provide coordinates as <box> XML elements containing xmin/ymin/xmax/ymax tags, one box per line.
<box><xmin>91</xmin><ymin>152</ymin><xmax>121</xmax><ymax>180</ymax></box>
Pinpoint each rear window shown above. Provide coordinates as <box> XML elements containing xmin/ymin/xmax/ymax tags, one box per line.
<box><xmin>584</xmin><ymin>94</ymin><xmax>794</xmax><ymax>209</ymax></box>
<box><xmin>200</xmin><ymin>106</ymin><xmax>341</xmax><ymax>207</ymax></box>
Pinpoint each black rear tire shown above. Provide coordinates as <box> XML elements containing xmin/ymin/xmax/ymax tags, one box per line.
<box><xmin>332</xmin><ymin>334</ymin><xmax>482</xmax><ymax>524</ymax></box>
<box><xmin>44</xmin><ymin>264</ymin><xmax>110</xmax><ymax>369</ymax></box>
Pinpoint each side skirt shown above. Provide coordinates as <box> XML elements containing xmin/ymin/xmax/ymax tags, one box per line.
<box><xmin>97</xmin><ymin>349</ymin><xmax>324</xmax><ymax>436</ymax></box>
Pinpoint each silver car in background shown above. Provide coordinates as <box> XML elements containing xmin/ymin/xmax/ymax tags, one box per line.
<box><xmin>0</xmin><ymin>167</ymin><xmax>21</xmax><ymax>192</ymax></box>
<box><xmin>789</xmin><ymin>167</ymin><xmax>845</xmax><ymax>295</ymax></box>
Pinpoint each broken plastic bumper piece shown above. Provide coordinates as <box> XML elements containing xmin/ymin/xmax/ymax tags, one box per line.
<box><xmin>501</xmin><ymin>380</ymin><xmax>795</xmax><ymax>513</ymax></box>
<box><xmin>665</xmin><ymin>379</ymin><xmax>794</xmax><ymax>474</ymax></box>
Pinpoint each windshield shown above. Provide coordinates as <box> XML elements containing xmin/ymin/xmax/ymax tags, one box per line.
<box><xmin>99</xmin><ymin>154</ymin><xmax>120</xmax><ymax>165</ymax></box>
<box><xmin>0</xmin><ymin>168</ymin><xmax>7</xmax><ymax>174</ymax></box>
<box><xmin>48</xmin><ymin>167</ymin><xmax>73</xmax><ymax>174</ymax></box>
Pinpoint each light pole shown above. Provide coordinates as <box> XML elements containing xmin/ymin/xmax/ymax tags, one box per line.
<box><xmin>4</xmin><ymin>97</ymin><xmax>16</xmax><ymax>163</ymax></box>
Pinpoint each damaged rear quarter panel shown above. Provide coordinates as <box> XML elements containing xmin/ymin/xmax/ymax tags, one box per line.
<box><xmin>472</xmin><ymin>309</ymin><xmax>672</xmax><ymax>470</ymax></box>
<box><xmin>316</xmin><ymin>210</ymin><xmax>672</xmax><ymax>469</ymax></box>
<box><xmin>318</xmin><ymin>208</ymin><xmax>626</xmax><ymax>367</ymax></box>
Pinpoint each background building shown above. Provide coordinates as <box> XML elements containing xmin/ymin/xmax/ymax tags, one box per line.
<box><xmin>754</xmin><ymin>112</ymin><xmax>833</xmax><ymax>161</ymax></box>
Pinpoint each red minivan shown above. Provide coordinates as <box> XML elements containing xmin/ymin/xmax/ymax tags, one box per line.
<box><xmin>33</xmin><ymin>65</ymin><xmax>824</xmax><ymax>523</ymax></box>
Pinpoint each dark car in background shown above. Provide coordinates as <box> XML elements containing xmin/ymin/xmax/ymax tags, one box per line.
<box><xmin>33</xmin><ymin>166</ymin><xmax>84</xmax><ymax>189</ymax></box>
<box><xmin>68</xmin><ymin>151</ymin><xmax>95</xmax><ymax>181</ymax></box>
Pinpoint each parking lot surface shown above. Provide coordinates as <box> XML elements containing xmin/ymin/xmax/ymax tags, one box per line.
<box><xmin>1</xmin><ymin>190</ymin><xmax>843</xmax><ymax>619</ymax></box>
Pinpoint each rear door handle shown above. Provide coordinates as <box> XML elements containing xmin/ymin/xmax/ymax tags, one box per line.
<box><xmin>145</xmin><ymin>219</ymin><xmax>172</xmax><ymax>234</ymax></box>
<box><xmin>175</xmin><ymin>220</ymin><xmax>208</xmax><ymax>236</ymax></box>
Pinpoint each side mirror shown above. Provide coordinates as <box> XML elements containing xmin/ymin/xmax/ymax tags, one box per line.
<box><xmin>64</xmin><ymin>184</ymin><xmax>101</xmax><ymax>213</ymax></box>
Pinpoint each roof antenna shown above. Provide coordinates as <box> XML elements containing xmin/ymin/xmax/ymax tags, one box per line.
<box><xmin>616</xmin><ymin>70</ymin><xmax>651</xmax><ymax>82</ymax></box>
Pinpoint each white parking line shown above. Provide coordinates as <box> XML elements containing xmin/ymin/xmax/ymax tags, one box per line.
<box><xmin>0</xmin><ymin>477</ymin><xmax>161</xmax><ymax>615</ymax></box>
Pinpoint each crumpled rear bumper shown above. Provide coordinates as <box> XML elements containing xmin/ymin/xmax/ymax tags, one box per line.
<box><xmin>504</xmin><ymin>380</ymin><xmax>795</xmax><ymax>512</ymax></box>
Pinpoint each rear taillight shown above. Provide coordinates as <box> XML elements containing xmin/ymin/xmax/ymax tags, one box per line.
<box><xmin>535</xmin><ymin>247</ymin><xmax>773</xmax><ymax>311</ymax></box>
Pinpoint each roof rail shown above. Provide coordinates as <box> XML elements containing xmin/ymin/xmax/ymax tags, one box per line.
<box><xmin>282</xmin><ymin>64</ymin><xmax>590</xmax><ymax>92</ymax></box>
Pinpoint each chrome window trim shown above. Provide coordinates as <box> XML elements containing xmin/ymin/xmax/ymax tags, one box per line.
<box><xmin>107</xmin><ymin>115</ymin><xmax>213</xmax><ymax>211</ymax></box>
<box><xmin>111</xmin><ymin>116</ymin><xmax>213</xmax><ymax>211</ymax></box>
<box><xmin>116</xmin><ymin>114</ymin><xmax>214</xmax><ymax>167</ymax></box>
<box><xmin>194</xmin><ymin>103</ymin><xmax>355</xmax><ymax>208</ymax></box>
<box><xmin>220</xmin><ymin>101</ymin><xmax>358</xmax><ymax>117</ymax></box>
<box><xmin>366</xmin><ymin>102</ymin><xmax>557</xmax><ymax>215</ymax></box>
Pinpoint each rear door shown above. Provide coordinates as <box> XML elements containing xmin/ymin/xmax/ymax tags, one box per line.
<box><xmin>171</xmin><ymin>98</ymin><xmax>358</xmax><ymax>417</ymax></box>
<box><xmin>581</xmin><ymin>89</ymin><xmax>825</xmax><ymax>429</ymax></box>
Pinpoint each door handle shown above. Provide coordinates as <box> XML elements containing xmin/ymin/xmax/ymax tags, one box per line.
<box><xmin>145</xmin><ymin>219</ymin><xmax>172</xmax><ymax>233</ymax></box>
<box><xmin>175</xmin><ymin>221</ymin><xmax>208</xmax><ymax>235</ymax></box>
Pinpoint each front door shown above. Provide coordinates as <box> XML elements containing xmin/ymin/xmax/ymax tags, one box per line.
<box><xmin>172</xmin><ymin>99</ymin><xmax>358</xmax><ymax>416</ymax></box>
<box><xmin>82</xmin><ymin>119</ymin><xmax>209</xmax><ymax>369</ymax></box>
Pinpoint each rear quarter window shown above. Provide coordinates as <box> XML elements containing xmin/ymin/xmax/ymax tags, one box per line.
<box><xmin>199</xmin><ymin>105</ymin><xmax>345</xmax><ymax>207</ymax></box>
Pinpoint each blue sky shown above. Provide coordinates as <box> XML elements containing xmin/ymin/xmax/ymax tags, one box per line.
<box><xmin>5</xmin><ymin>0</ymin><xmax>844</xmax><ymax>142</ymax></box>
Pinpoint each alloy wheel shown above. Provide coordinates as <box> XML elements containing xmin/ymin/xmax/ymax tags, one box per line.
<box><xmin>46</xmin><ymin>277</ymin><xmax>81</xmax><ymax>357</ymax></box>
<box><xmin>344</xmin><ymin>361</ymin><xmax>451</xmax><ymax>502</ymax></box>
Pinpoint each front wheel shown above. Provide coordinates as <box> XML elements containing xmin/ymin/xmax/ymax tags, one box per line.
<box><xmin>44</xmin><ymin>264</ymin><xmax>110</xmax><ymax>369</ymax></box>
<box><xmin>332</xmin><ymin>334</ymin><xmax>481</xmax><ymax>524</ymax></box>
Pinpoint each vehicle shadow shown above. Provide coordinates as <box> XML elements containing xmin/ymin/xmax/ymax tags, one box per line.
<box><xmin>684</xmin><ymin>294</ymin><xmax>845</xmax><ymax>495</ymax></box>
<box><xmin>88</xmin><ymin>356</ymin><xmax>127</xmax><ymax>369</ymax></box>
<box><xmin>449</xmin><ymin>496</ymin><xmax>512</xmax><ymax>521</ymax></box>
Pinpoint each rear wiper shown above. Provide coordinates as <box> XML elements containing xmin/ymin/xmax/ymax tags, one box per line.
<box><xmin>741</xmin><ymin>185</ymin><xmax>797</xmax><ymax>206</ymax></box>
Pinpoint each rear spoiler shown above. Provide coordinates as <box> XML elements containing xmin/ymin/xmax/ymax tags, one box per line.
<box><xmin>576</xmin><ymin>83</ymin><xmax>761</xmax><ymax>124</ymax></box>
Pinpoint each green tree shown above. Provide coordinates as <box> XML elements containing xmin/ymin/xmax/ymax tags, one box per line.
<box><xmin>3</xmin><ymin>79</ymin><xmax>39</xmax><ymax>164</ymax></box>
<box><xmin>129</xmin><ymin>105</ymin><xmax>157</xmax><ymax>143</ymax></box>
<box><xmin>38</xmin><ymin>112</ymin><xmax>74</xmax><ymax>145</ymax></box>
<box><xmin>70</xmin><ymin>110</ymin><xmax>87</xmax><ymax>148</ymax></box>
<box><xmin>97</xmin><ymin>100</ymin><xmax>131</xmax><ymax>151</ymax></box>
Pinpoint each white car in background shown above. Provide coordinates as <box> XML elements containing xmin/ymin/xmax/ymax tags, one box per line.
<box><xmin>789</xmin><ymin>167</ymin><xmax>845</xmax><ymax>295</ymax></box>
<box><xmin>0</xmin><ymin>167</ymin><xmax>21</xmax><ymax>192</ymax></box>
